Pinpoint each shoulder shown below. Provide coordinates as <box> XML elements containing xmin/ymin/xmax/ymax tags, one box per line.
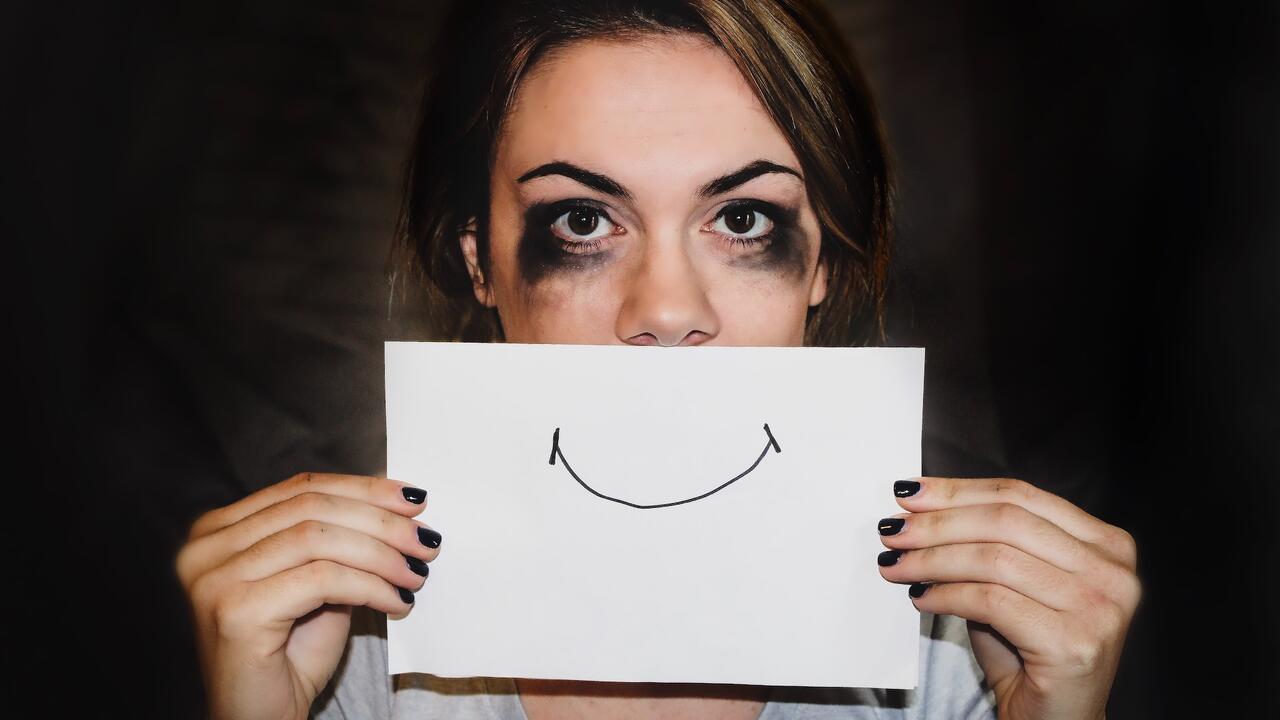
<box><xmin>762</xmin><ymin>612</ymin><xmax>996</xmax><ymax>720</ymax></box>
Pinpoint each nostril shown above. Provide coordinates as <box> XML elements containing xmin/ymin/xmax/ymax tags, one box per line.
<box><xmin>625</xmin><ymin>330</ymin><xmax>712</xmax><ymax>347</ymax></box>
<box><xmin>625</xmin><ymin>332</ymin><xmax>661</xmax><ymax>346</ymax></box>
<box><xmin>679</xmin><ymin>330</ymin><xmax>713</xmax><ymax>346</ymax></box>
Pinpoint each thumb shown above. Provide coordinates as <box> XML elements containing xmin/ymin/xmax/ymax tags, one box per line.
<box><xmin>968</xmin><ymin>619</ymin><xmax>1022</xmax><ymax>690</ymax></box>
<box><xmin>284</xmin><ymin>604</ymin><xmax>356</xmax><ymax>700</ymax></box>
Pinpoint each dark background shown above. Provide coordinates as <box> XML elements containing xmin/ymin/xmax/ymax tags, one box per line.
<box><xmin>5</xmin><ymin>0</ymin><xmax>1277</xmax><ymax>716</ymax></box>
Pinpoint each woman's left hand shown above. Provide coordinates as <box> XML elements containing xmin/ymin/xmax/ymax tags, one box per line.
<box><xmin>876</xmin><ymin>476</ymin><xmax>1141</xmax><ymax>720</ymax></box>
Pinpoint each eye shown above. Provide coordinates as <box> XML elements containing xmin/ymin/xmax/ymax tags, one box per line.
<box><xmin>550</xmin><ymin>206</ymin><xmax>617</xmax><ymax>248</ymax></box>
<box><xmin>709</xmin><ymin>202</ymin><xmax>775</xmax><ymax>245</ymax></box>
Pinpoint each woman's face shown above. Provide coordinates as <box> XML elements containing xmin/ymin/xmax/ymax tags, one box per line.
<box><xmin>460</xmin><ymin>33</ymin><xmax>828</xmax><ymax>347</ymax></box>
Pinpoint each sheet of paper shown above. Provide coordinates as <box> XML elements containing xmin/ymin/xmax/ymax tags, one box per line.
<box><xmin>385</xmin><ymin>341</ymin><xmax>924</xmax><ymax>688</ymax></box>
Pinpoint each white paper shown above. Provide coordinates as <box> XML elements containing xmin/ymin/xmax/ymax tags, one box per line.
<box><xmin>385</xmin><ymin>341</ymin><xmax>923</xmax><ymax>689</ymax></box>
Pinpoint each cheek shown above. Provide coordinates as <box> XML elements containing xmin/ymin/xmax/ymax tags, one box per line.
<box><xmin>708</xmin><ymin>273</ymin><xmax>813</xmax><ymax>345</ymax></box>
<box><xmin>699</xmin><ymin>229</ymin><xmax>818</xmax><ymax>346</ymax></box>
<box><xmin>495</xmin><ymin>263</ymin><xmax>625</xmax><ymax>344</ymax></box>
<box><xmin>490</xmin><ymin>236</ymin><xmax>818</xmax><ymax>346</ymax></box>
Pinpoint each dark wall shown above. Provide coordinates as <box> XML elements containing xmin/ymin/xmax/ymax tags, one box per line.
<box><xmin>6</xmin><ymin>1</ymin><xmax>1277</xmax><ymax>716</ymax></box>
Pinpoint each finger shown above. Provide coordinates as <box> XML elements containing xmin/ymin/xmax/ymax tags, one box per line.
<box><xmin>879</xmin><ymin>502</ymin><xmax>1092</xmax><ymax>573</ymax></box>
<box><xmin>906</xmin><ymin>580</ymin><xmax>1064</xmax><ymax>660</ymax></box>
<box><xmin>218</xmin><ymin>560</ymin><xmax>414</xmax><ymax>646</ymax></box>
<box><xmin>214</xmin><ymin>520</ymin><xmax>430</xmax><ymax>592</ymax></box>
<box><xmin>190</xmin><ymin>472</ymin><xmax>428</xmax><ymax>539</ymax></box>
<box><xmin>894</xmin><ymin>477</ymin><xmax>1135</xmax><ymax>568</ymax></box>
<box><xmin>878</xmin><ymin>542</ymin><xmax>1077</xmax><ymax>611</ymax></box>
<box><xmin>185</xmin><ymin>492</ymin><xmax>442</xmax><ymax>581</ymax></box>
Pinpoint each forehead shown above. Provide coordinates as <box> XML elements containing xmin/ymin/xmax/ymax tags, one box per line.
<box><xmin>496</xmin><ymin>33</ymin><xmax>799</xmax><ymax>195</ymax></box>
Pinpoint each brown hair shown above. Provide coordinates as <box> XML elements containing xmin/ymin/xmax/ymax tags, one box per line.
<box><xmin>394</xmin><ymin>0</ymin><xmax>895</xmax><ymax>346</ymax></box>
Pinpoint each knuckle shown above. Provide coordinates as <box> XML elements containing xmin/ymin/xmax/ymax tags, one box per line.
<box><xmin>1076</xmin><ymin>579</ymin><xmax>1110</xmax><ymax>609</ymax></box>
<box><xmin>209</xmin><ymin>592</ymin><xmax>251</xmax><ymax>640</ymax></box>
<box><xmin>1064</xmin><ymin>633</ymin><xmax>1106</xmax><ymax>674</ymax></box>
<box><xmin>294</xmin><ymin>519</ymin><xmax>328</xmax><ymax>544</ymax></box>
<box><xmin>1108</xmin><ymin>526</ymin><xmax>1138</xmax><ymax>565</ymax></box>
<box><xmin>993</xmin><ymin>477</ymin><xmax>1029</xmax><ymax>499</ymax></box>
<box><xmin>985</xmin><ymin>545</ymin><xmax>1016</xmax><ymax>580</ymax></box>
<box><xmin>291</xmin><ymin>491</ymin><xmax>332</xmax><ymax>517</ymax></box>
<box><xmin>920</xmin><ymin>510</ymin><xmax>945</xmax><ymax>535</ymax></box>
<box><xmin>977</xmin><ymin>584</ymin><xmax>1005</xmax><ymax>614</ymax></box>
<box><xmin>991</xmin><ymin>502</ymin><xmax>1024</xmax><ymax>527</ymax></box>
<box><xmin>1114</xmin><ymin>570</ymin><xmax>1143</xmax><ymax>610</ymax></box>
<box><xmin>307</xmin><ymin>559</ymin><xmax>342</xmax><ymax>585</ymax></box>
<box><xmin>187</xmin><ymin>572</ymin><xmax>218</xmax><ymax>611</ymax></box>
<box><xmin>1095</xmin><ymin>601</ymin><xmax>1128</xmax><ymax>639</ymax></box>
<box><xmin>1018</xmin><ymin>478</ymin><xmax>1037</xmax><ymax>500</ymax></box>
<box><xmin>174</xmin><ymin>543</ymin><xmax>199</xmax><ymax>589</ymax></box>
<box><xmin>943</xmin><ymin>479</ymin><xmax>961</xmax><ymax>502</ymax></box>
<box><xmin>1089</xmin><ymin>558</ymin><xmax>1137</xmax><ymax>603</ymax></box>
<box><xmin>978</xmin><ymin>543</ymin><xmax>1000</xmax><ymax>568</ymax></box>
<box><xmin>1062</xmin><ymin>535</ymin><xmax>1092</xmax><ymax>568</ymax></box>
<box><xmin>197</xmin><ymin>577</ymin><xmax>250</xmax><ymax>638</ymax></box>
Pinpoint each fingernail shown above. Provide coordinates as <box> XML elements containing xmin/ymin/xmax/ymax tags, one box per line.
<box><xmin>878</xmin><ymin>517</ymin><xmax>905</xmax><ymax>536</ymax></box>
<box><xmin>418</xmin><ymin>527</ymin><xmax>443</xmax><ymax>548</ymax></box>
<box><xmin>894</xmin><ymin>480</ymin><xmax>922</xmax><ymax>498</ymax></box>
<box><xmin>877</xmin><ymin>550</ymin><xmax>903</xmax><ymax>567</ymax></box>
<box><xmin>402</xmin><ymin>487</ymin><xmax>427</xmax><ymax>504</ymax></box>
<box><xmin>908</xmin><ymin>582</ymin><xmax>931</xmax><ymax>599</ymax></box>
<box><xmin>398</xmin><ymin>587</ymin><xmax>415</xmax><ymax>604</ymax></box>
<box><xmin>405</xmin><ymin>555</ymin><xmax>430</xmax><ymax>577</ymax></box>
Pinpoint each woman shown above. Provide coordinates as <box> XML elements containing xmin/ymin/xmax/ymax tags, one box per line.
<box><xmin>176</xmin><ymin>1</ymin><xmax>1141</xmax><ymax>718</ymax></box>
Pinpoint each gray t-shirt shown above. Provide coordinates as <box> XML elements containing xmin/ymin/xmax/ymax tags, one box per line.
<box><xmin>311</xmin><ymin>607</ymin><xmax>998</xmax><ymax>718</ymax></box>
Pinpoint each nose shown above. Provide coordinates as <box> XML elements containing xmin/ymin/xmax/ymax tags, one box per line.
<box><xmin>615</xmin><ymin>240</ymin><xmax>720</xmax><ymax>346</ymax></box>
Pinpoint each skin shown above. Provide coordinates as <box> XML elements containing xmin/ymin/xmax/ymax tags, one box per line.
<box><xmin>460</xmin><ymin>34</ymin><xmax>827</xmax><ymax>348</ymax></box>
<box><xmin>177</xmin><ymin>33</ymin><xmax>1139</xmax><ymax>720</ymax></box>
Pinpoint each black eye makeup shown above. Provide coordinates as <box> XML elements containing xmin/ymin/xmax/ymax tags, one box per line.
<box><xmin>706</xmin><ymin>199</ymin><xmax>807</xmax><ymax>276</ymax></box>
<box><xmin>515</xmin><ymin>196</ymin><xmax>807</xmax><ymax>284</ymax></box>
<box><xmin>708</xmin><ymin>199</ymin><xmax>793</xmax><ymax>248</ymax></box>
<box><xmin>517</xmin><ymin>198</ymin><xmax>621</xmax><ymax>282</ymax></box>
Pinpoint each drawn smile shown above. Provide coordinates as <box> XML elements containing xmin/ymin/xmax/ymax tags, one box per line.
<box><xmin>546</xmin><ymin>423</ymin><xmax>782</xmax><ymax>510</ymax></box>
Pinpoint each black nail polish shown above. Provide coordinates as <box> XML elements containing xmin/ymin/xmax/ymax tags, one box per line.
<box><xmin>398</xmin><ymin>587</ymin><xmax>415</xmax><ymax>604</ymax></box>
<box><xmin>877</xmin><ymin>550</ymin><xmax>902</xmax><ymax>567</ymax></box>
<box><xmin>908</xmin><ymin>582</ymin><xmax>931</xmax><ymax>599</ymax></box>
<box><xmin>878</xmin><ymin>517</ymin><xmax>905</xmax><ymax>536</ymax></box>
<box><xmin>405</xmin><ymin>555</ymin><xmax>430</xmax><ymax>577</ymax></box>
<box><xmin>894</xmin><ymin>480</ymin><xmax>921</xmax><ymax>498</ymax></box>
<box><xmin>402</xmin><ymin>487</ymin><xmax>427</xmax><ymax>504</ymax></box>
<box><xmin>417</xmin><ymin>527</ymin><xmax>443</xmax><ymax>548</ymax></box>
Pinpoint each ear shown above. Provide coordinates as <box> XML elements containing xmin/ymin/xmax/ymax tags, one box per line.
<box><xmin>458</xmin><ymin>217</ymin><xmax>496</xmax><ymax>307</ymax></box>
<box><xmin>807</xmin><ymin>251</ymin><xmax>829</xmax><ymax>307</ymax></box>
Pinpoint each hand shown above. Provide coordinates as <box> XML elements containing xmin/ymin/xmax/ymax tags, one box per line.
<box><xmin>876</xmin><ymin>477</ymin><xmax>1140</xmax><ymax>720</ymax></box>
<box><xmin>175</xmin><ymin>473</ymin><xmax>442</xmax><ymax>720</ymax></box>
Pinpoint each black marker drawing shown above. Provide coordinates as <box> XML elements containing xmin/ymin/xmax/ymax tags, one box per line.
<box><xmin>547</xmin><ymin>423</ymin><xmax>782</xmax><ymax>509</ymax></box>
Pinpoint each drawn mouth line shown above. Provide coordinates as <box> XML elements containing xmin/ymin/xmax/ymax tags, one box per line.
<box><xmin>546</xmin><ymin>423</ymin><xmax>782</xmax><ymax>510</ymax></box>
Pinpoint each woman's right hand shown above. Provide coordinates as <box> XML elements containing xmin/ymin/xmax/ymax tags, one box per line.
<box><xmin>175</xmin><ymin>473</ymin><xmax>442</xmax><ymax>720</ymax></box>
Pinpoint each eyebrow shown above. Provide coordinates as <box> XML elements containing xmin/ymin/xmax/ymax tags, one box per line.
<box><xmin>515</xmin><ymin>159</ymin><xmax>803</xmax><ymax>202</ymax></box>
